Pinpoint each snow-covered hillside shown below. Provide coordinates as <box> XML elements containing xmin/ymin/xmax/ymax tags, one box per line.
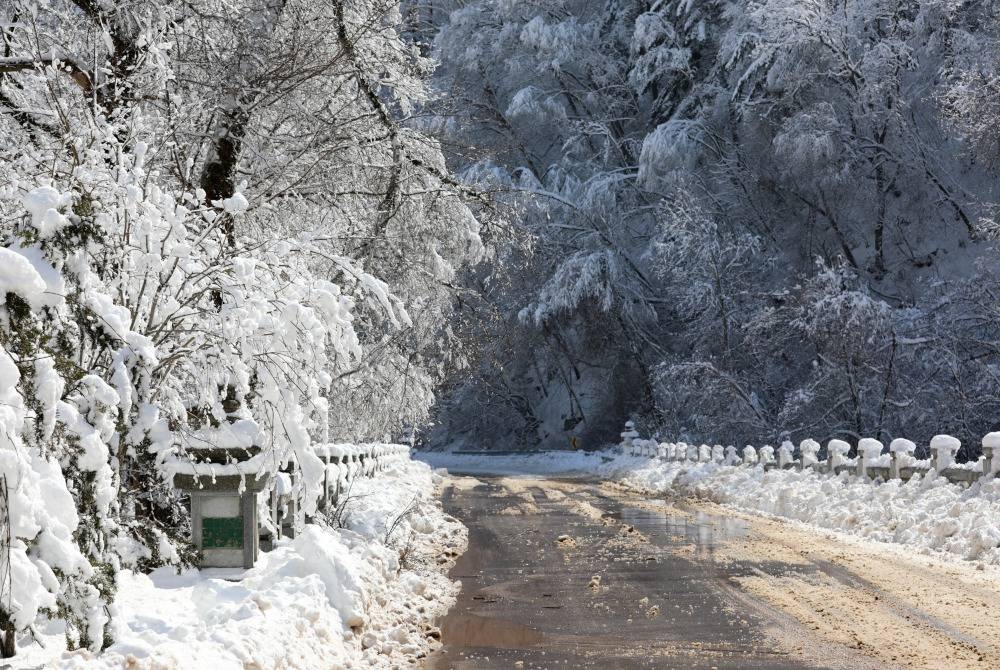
<box><xmin>422</xmin><ymin>0</ymin><xmax>1000</xmax><ymax>455</ymax></box>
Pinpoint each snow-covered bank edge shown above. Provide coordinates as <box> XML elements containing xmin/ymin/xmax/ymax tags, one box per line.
<box><xmin>418</xmin><ymin>449</ymin><xmax>612</xmax><ymax>477</ymax></box>
<box><xmin>418</xmin><ymin>449</ymin><xmax>1000</xmax><ymax>566</ymax></box>
<box><xmin>13</xmin><ymin>458</ymin><xmax>467</xmax><ymax>670</ymax></box>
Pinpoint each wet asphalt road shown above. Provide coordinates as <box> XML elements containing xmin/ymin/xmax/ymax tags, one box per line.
<box><xmin>425</xmin><ymin>477</ymin><xmax>824</xmax><ymax>670</ymax></box>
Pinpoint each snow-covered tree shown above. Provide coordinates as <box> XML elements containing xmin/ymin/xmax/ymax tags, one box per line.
<box><xmin>0</xmin><ymin>0</ymin><xmax>481</xmax><ymax>655</ymax></box>
<box><xmin>423</xmin><ymin>0</ymin><xmax>1000</xmax><ymax>452</ymax></box>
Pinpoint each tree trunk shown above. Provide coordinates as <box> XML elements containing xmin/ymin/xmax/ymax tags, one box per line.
<box><xmin>200</xmin><ymin>104</ymin><xmax>251</xmax><ymax>247</ymax></box>
<box><xmin>198</xmin><ymin>0</ymin><xmax>289</xmax><ymax>247</ymax></box>
<box><xmin>0</xmin><ymin>614</ymin><xmax>15</xmax><ymax>658</ymax></box>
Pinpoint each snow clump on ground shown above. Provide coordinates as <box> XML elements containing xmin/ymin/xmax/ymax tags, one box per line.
<box><xmin>14</xmin><ymin>457</ymin><xmax>466</xmax><ymax>670</ymax></box>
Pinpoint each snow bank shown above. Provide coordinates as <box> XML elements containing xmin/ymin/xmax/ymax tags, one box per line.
<box><xmin>605</xmin><ymin>457</ymin><xmax>1000</xmax><ymax>564</ymax></box>
<box><xmin>418</xmin><ymin>449</ymin><xmax>609</xmax><ymax>476</ymax></box>
<box><xmin>14</xmin><ymin>457</ymin><xmax>467</xmax><ymax>670</ymax></box>
<box><xmin>422</xmin><ymin>448</ymin><xmax>1000</xmax><ymax>566</ymax></box>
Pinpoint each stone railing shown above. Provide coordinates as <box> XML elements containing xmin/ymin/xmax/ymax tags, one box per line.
<box><xmin>620</xmin><ymin>425</ymin><xmax>1000</xmax><ymax>486</ymax></box>
<box><xmin>271</xmin><ymin>443</ymin><xmax>411</xmax><ymax>544</ymax></box>
<box><xmin>313</xmin><ymin>442</ymin><xmax>411</xmax><ymax>512</ymax></box>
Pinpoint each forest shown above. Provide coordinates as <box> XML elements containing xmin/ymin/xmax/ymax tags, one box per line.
<box><xmin>1</xmin><ymin>0</ymin><xmax>999</xmax><ymax>659</ymax></box>
<box><xmin>423</xmin><ymin>0</ymin><xmax>1000</xmax><ymax>457</ymax></box>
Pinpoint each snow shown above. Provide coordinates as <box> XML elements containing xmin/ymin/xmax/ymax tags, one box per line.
<box><xmin>12</xmin><ymin>456</ymin><xmax>466</xmax><ymax>669</ymax></box>
<box><xmin>858</xmin><ymin>438</ymin><xmax>883</xmax><ymax>460</ymax></box>
<box><xmin>274</xmin><ymin>471</ymin><xmax>293</xmax><ymax>495</ymax></box>
<box><xmin>0</xmin><ymin>246</ymin><xmax>48</xmax><ymax>309</ymax></box>
<box><xmin>22</xmin><ymin>185</ymin><xmax>71</xmax><ymax>238</ymax></box>
<box><xmin>7</xmin><ymin>242</ymin><xmax>65</xmax><ymax>309</ymax></box>
<box><xmin>421</xmin><ymin>446</ymin><xmax>1000</xmax><ymax>566</ymax></box>
<box><xmin>890</xmin><ymin>438</ymin><xmax>916</xmax><ymax>453</ymax></box>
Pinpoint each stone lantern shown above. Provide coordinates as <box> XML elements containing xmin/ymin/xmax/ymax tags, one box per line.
<box><xmin>171</xmin><ymin>422</ymin><xmax>269</xmax><ymax>570</ymax></box>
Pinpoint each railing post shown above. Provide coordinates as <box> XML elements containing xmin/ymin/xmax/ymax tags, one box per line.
<box><xmin>621</xmin><ymin>421</ymin><xmax>639</xmax><ymax>455</ymax></box>
<box><xmin>800</xmin><ymin>439</ymin><xmax>820</xmax><ymax>470</ymax></box>
<box><xmin>742</xmin><ymin>445</ymin><xmax>758</xmax><ymax>466</ymax></box>
<box><xmin>712</xmin><ymin>444</ymin><xmax>725</xmax><ymax>463</ymax></box>
<box><xmin>983</xmin><ymin>432</ymin><xmax>1000</xmax><ymax>479</ymax></box>
<box><xmin>778</xmin><ymin>440</ymin><xmax>795</xmax><ymax>469</ymax></box>
<box><xmin>889</xmin><ymin>438</ymin><xmax>915</xmax><ymax>480</ymax></box>
<box><xmin>827</xmin><ymin>439</ymin><xmax>851</xmax><ymax>473</ymax></box>
<box><xmin>759</xmin><ymin>445</ymin><xmax>775</xmax><ymax>469</ymax></box>
<box><xmin>724</xmin><ymin>445</ymin><xmax>740</xmax><ymax>465</ymax></box>
<box><xmin>930</xmin><ymin>434</ymin><xmax>960</xmax><ymax>472</ymax></box>
<box><xmin>858</xmin><ymin>438</ymin><xmax>884</xmax><ymax>480</ymax></box>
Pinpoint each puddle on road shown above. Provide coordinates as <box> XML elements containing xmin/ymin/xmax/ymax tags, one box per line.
<box><xmin>604</xmin><ymin>496</ymin><xmax>820</xmax><ymax>577</ymax></box>
<box><xmin>616</xmin><ymin>503</ymin><xmax>749</xmax><ymax>554</ymax></box>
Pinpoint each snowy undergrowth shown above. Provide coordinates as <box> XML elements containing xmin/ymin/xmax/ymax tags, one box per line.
<box><xmin>14</xmin><ymin>458</ymin><xmax>467</xmax><ymax>670</ymax></box>
<box><xmin>421</xmin><ymin>449</ymin><xmax>1000</xmax><ymax>566</ymax></box>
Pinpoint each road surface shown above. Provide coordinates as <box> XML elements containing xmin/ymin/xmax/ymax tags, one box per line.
<box><xmin>425</xmin><ymin>475</ymin><xmax>1000</xmax><ymax>670</ymax></box>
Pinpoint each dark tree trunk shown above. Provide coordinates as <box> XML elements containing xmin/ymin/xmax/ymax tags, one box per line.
<box><xmin>0</xmin><ymin>614</ymin><xmax>15</xmax><ymax>658</ymax></box>
<box><xmin>200</xmin><ymin>104</ymin><xmax>251</xmax><ymax>247</ymax></box>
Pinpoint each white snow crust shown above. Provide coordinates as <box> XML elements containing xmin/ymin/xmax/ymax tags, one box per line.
<box><xmin>14</xmin><ymin>456</ymin><xmax>466</xmax><ymax>670</ymax></box>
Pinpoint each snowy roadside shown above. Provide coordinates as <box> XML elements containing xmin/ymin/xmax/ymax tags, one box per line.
<box><xmin>419</xmin><ymin>449</ymin><xmax>1000</xmax><ymax>566</ymax></box>
<box><xmin>12</xmin><ymin>458</ymin><xmax>467</xmax><ymax>670</ymax></box>
<box><xmin>418</xmin><ymin>449</ymin><xmax>612</xmax><ymax>477</ymax></box>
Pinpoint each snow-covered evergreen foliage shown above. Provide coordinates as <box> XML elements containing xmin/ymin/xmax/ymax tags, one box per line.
<box><xmin>423</xmin><ymin>0</ymin><xmax>1000</xmax><ymax>454</ymax></box>
<box><xmin>0</xmin><ymin>0</ymin><xmax>480</xmax><ymax>654</ymax></box>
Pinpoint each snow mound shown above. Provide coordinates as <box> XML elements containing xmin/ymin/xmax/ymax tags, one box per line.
<box><xmin>607</xmin><ymin>456</ymin><xmax>1000</xmax><ymax>565</ymax></box>
<box><xmin>16</xmin><ymin>457</ymin><xmax>467</xmax><ymax>669</ymax></box>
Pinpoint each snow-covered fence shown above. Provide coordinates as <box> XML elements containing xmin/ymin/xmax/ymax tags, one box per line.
<box><xmin>621</xmin><ymin>423</ymin><xmax>1000</xmax><ymax>486</ymax></box>
<box><xmin>314</xmin><ymin>443</ymin><xmax>411</xmax><ymax>514</ymax></box>
<box><xmin>264</xmin><ymin>444</ymin><xmax>410</xmax><ymax>549</ymax></box>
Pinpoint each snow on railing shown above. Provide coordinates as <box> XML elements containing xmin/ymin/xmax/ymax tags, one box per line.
<box><xmin>267</xmin><ymin>443</ymin><xmax>411</xmax><ymax>542</ymax></box>
<box><xmin>619</xmin><ymin>424</ymin><xmax>1000</xmax><ymax>486</ymax></box>
<box><xmin>313</xmin><ymin>443</ymin><xmax>411</xmax><ymax>508</ymax></box>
